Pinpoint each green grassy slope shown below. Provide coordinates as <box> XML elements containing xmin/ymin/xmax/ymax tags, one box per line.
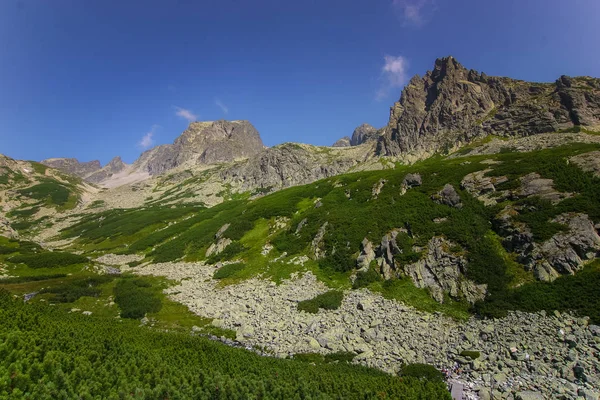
<box><xmin>52</xmin><ymin>142</ymin><xmax>600</xmax><ymax>321</ymax></box>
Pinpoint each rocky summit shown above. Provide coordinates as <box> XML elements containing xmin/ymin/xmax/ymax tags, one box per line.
<box><xmin>133</xmin><ymin>120</ymin><xmax>265</xmax><ymax>175</ymax></box>
<box><xmin>376</xmin><ymin>56</ymin><xmax>600</xmax><ymax>161</ymax></box>
<box><xmin>3</xmin><ymin>56</ymin><xmax>600</xmax><ymax>400</ymax></box>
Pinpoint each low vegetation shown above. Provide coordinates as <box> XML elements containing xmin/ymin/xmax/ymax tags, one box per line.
<box><xmin>476</xmin><ymin>261</ymin><xmax>600</xmax><ymax>324</ymax></box>
<box><xmin>8</xmin><ymin>252</ymin><xmax>88</xmax><ymax>269</ymax></box>
<box><xmin>213</xmin><ymin>263</ymin><xmax>245</xmax><ymax>279</ymax></box>
<box><xmin>40</xmin><ymin>276</ymin><xmax>113</xmax><ymax>303</ymax></box>
<box><xmin>0</xmin><ymin>290</ymin><xmax>451</xmax><ymax>399</ymax></box>
<box><xmin>297</xmin><ymin>290</ymin><xmax>343</xmax><ymax>314</ymax></box>
<box><xmin>114</xmin><ymin>277</ymin><xmax>163</xmax><ymax>319</ymax></box>
<box><xmin>400</xmin><ymin>364</ymin><xmax>445</xmax><ymax>383</ymax></box>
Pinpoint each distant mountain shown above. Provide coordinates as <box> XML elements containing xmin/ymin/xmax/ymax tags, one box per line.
<box><xmin>132</xmin><ymin>120</ymin><xmax>265</xmax><ymax>176</ymax></box>
<box><xmin>41</xmin><ymin>158</ymin><xmax>102</xmax><ymax>178</ymax></box>
<box><xmin>41</xmin><ymin>156</ymin><xmax>128</xmax><ymax>184</ymax></box>
<box><xmin>331</xmin><ymin>124</ymin><xmax>380</xmax><ymax>147</ymax></box>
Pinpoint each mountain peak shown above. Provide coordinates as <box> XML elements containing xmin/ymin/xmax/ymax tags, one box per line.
<box><xmin>134</xmin><ymin>120</ymin><xmax>265</xmax><ymax>175</ymax></box>
<box><xmin>377</xmin><ymin>57</ymin><xmax>600</xmax><ymax>158</ymax></box>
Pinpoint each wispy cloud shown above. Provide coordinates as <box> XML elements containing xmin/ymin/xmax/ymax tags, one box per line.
<box><xmin>376</xmin><ymin>55</ymin><xmax>409</xmax><ymax>100</ymax></box>
<box><xmin>392</xmin><ymin>0</ymin><xmax>435</xmax><ymax>26</ymax></box>
<box><xmin>174</xmin><ymin>106</ymin><xmax>198</xmax><ymax>122</ymax></box>
<box><xmin>138</xmin><ymin>125</ymin><xmax>160</xmax><ymax>149</ymax></box>
<box><xmin>167</xmin><ymin>84</ymin><xmax>176</xmax><ymax>92</ymax></box>
<box><xmin>215</xmin><ymin>99</ymin><xmax>229</xmax><ymax>115</ymax></box>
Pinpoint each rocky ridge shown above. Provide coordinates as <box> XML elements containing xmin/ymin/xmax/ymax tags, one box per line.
<box><xmin>376</xmin><ymin>56</ymin><xmax>600</xmax><ymax>162</ymax></box>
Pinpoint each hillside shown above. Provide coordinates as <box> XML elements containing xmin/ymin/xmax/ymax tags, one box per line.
<box><xmin>2</xmin><ymin>57</ymin><xmax>600</xmax><ymax>399</ymax></box>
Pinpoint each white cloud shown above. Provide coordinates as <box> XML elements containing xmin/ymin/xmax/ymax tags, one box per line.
<box><xmin>376</xmin><ymin>55</ymin><xmax>409</xmax><ymax>100</ymax></box>
<box><xmin>392</xmin><ymin>0</ymin><xmax>435</xmax><ymax>26</ymax></box>
<box><xmin>215</xmin><ymin>99</ymin><xmax>229</xmax><ymax>114</ymax></box>
<box><xmin>174</xmin><ymin>106</ymin><xmax>198</xmax><ymax>122</ymax></box>
<box><xmin>138</xmin><ymin>125</ymin><xmax>160</xmax><ymax>149</ymax></box>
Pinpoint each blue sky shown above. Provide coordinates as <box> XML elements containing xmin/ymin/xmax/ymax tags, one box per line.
<box><xmin>1</xmin><ymin>0</ymin><xmax>599</xmax><ymax>165</ymax></box>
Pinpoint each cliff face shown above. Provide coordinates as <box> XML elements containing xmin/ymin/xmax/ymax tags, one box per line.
<box><xmin>376</xmin><ymin>56</ymin><xmax>600</xmax><ymax>159</ymax></box>
<box><xmin>133</xmin><ymin>120</ymin><xmax>264</xmax><ymax>175</ymax></box>
<box><xmin>41</xmin><ymin>158</ymin><xmax>102</xmax><ymax>178</ymax></box>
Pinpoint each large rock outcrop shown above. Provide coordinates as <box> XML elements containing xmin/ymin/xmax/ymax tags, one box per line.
<box><xmin>376</xmin><ymin>56</ymin><xmax>600</xmax><ymax>160</ymax></box>
<box><xmin>355</xmin><ymin>230</ymin><xmax>486</xmax><ymax>304</ymax></box>
<box><xmin>403</xmin><ymin>237</ymin><xmax>487</xmax><ymax>304</ymax></box>
<box><xmin>133</xmin><ymin>120</ymin><xmax>264</xmax><ymax>175</ymax></box>
<box><xmin>219</xmin><ymin>143</ymin><xmax>374</xmax><ymax>191</ymax></box>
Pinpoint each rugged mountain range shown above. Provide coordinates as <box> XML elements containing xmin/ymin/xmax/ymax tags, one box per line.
<box><xmin>40</xmin><ymin>57</ymin><xmax>600</xmax><ymax>195</ymax></box>
<box><xmin>3</xmin><ymin>56</ymin><xmax>600</xmax><ymax>399</ymax></box>
<box><xmin>41</xmin><ymin>156</ymin><xmax>128</xmax><ymax>184</ymax></box>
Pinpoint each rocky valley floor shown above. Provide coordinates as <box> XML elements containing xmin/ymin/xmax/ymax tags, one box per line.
<box><xmin>116</xmin><ymin>259</ymin><xmax>600</xmax><ymax>400</ymax></box>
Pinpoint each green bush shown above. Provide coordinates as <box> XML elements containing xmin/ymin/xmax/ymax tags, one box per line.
<box><xmin>353</xmin><ymin>267</ymin><xmax>382</xmax><ymax>289</ymax></box>
<box><xmin>114</xmin><ymin>277</ymin><xmax>162</xmax><ymax>319</ymax></box>
<box><xmin>298</xmin><ymin>291</ymin><xmax>343</xmax><ymax>314</ymax></box>
<box><xmin>206</xmin><ymin>241</ymin><xmax>246</xmax><ymax>264</ymax></box>
<box><xmin>324</xmin><ymin>351</ymin><xmax>356</xmax><ymax>363</ymax></box>
<box><xmin>40</xmin><ymin>276</ymin><xmax>113</xmax><ymax>303</ymax></box>
<box><xmin>0</xmin><ymin>274</ymin><xmax>67</xmax><ymax>284</ymax></box>
<box><xmin>213</xmin><ymin>263</ymin><xmax>245</xmax><ymax>279</ymax></box>
<box><xmin>8</xmin><ymin>252</ymin><xmax>88</xmax><ymax>269</ymax></box>
<box><xmin>17</xmin><ymin>181</ymin><xmax>71</xmax><ymax>206</ymax></box>
<box><xmin>293</xmin><ymin>353</ymin><xmax>324</xmax><ymax>363</ymax></box>
<box><xmin>475</xmin><ymin>263</ymin><xmax>600</xmax><ymax>324</ymax></box>
<box><xmin>400</xmin><ymin>363</ymin><xmax>445</xmax><ymax>383</ymax></box>
<box><xmin>459</xmin><ymin>350</ymin><xmax>481</xmax><ymax>360</ymax></box>
<box><xmin>0</xmin><ymin>246</ymin><xmax>18</xmax><ymax>255</ymax></box>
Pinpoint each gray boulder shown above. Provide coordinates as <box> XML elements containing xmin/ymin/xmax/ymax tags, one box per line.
<box><xmin>356</xmin><ymin>238</ymin><xmax>376</xmax><ymax>271</ymax></box>
<box><xmin>400</xmin><ymin>173</ymin><xmax>422</xmax><ymax>194</ymax></box>
<box><xmin>432</xmin><ymin>184</ymin><xmax>463</xmax><ymax>208</ymax></box>
<box><xmin>515</xmin><ymin>391</ymin><xmax>545</xmax><ymax>400</ymax></box>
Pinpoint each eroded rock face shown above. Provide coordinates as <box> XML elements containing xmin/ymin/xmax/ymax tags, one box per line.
<box><xmin>432</xmin><ymin>184</ymin><xmax>463</xmax><ymax>208</ymax></box>
<box><xmin>496</xmin><ymin>208</ymin><xmax>600</xmax><ymax>282</ymax></box>
<box><xmin>41</xmin><ymin>158</ymin><xmax>102</xmax><ymax>178</ymax></box>
<box><xmin>403</xmin><ymin>237</ymin><xmax>487</xmax><ymax>304</ymax></box>
<box><xmin>219</xmin><ymin>143</ymin><xmax>373</xmax><ymax>192</ymax></box>
<box><xmin>400</xmin><ymin>173</ymin><xmax>422</xmax><ymax>195</ymax></box>
<box><xmin>351</xmin><ymin>124</ymin><xmax>379</xmax><ymax>146</ymax></box>
<box><xmin>517</xmin><ymin>172</ymin><xmax>571</xmax><ymax>204</ymax></box>
<box><xmin>331</xmin><ymin>136</ymin><xmax>351</xmax><ymax>147</ymax></box>
<box><xmin>376</xmin><ymin>56</ymin><xmax>600</xmax><ymax>160</ymax></box>
<box><xmin>532</xmin><ymin>213</ymin><xmax>600</xmax><ymax>279</ymax></box>
<box><xmin>134</xmin><ymin>120</ymin><xmax>265</xmax><ymax>175</ymax></box>
<box><xmin>86</xmin><ymin>156</ymin><xmax>127</xmax><ymax>184</ymax></box>
<box><xmin>461</xmin><ymin>169</ymin><xmax>508</xmax><ymax>206</ymax></box>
